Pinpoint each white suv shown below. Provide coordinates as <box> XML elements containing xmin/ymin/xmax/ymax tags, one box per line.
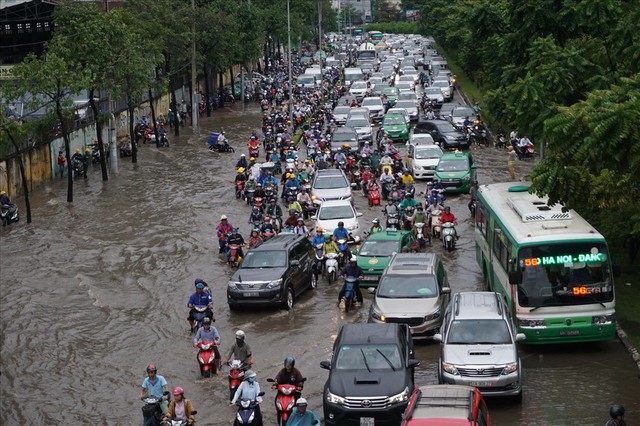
<box><xmin>361</xmin><ymin>97</ymin><xmax>385</xmax><ymax>122</ymax></box>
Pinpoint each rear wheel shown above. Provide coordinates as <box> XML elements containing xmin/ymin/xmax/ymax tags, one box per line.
<box><xmin>327</xmin><ymin>270</ymin><xmax>334</xmax><ymax>284</ymax></box>
<box><xmin>310</xmin><ymin>272</ymin><xmax>318</xmax><ymax>289</ymax></box>
<box><xmin>283</xmin><ymin>286</ymin><xmax>294</xmax><ymax>310</ymax></box>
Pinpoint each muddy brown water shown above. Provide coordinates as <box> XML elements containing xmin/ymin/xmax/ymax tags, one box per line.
<box><xmin>1</xmin><ymin>101</ymin><xmax>638</xmax><ymax>425</ymax></box>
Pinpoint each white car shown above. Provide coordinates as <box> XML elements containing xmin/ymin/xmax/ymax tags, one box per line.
<box><xmin>396</xmin><ymin>81</ymin><xmax>414</xmax><ymax>93</ymax></box>
<box><xmin>431</xmin><ymin>80</ymin><xmax>452</xmax><ymax>101</ymax></box>
<box><xmin>360</xmin><ymin>97</ymin><xmax>385</xmax><ymax>121</ymax></box>
<box><xmin>395</xmin><ymin>100</ymin><xmax>419</xmax><ymax>122</ymax></box>
<box><xmin>332</xmin><ymin>106</ymin><xmax>351</xmax><ymax>125</ymax></box>
<box><xmin>313</xmin><ymin>199</ymin><xmax>363</xmax><ymax>239</ymax></box>
<box><xmin>408</xmin><ymin>144</ymin><xmax>443</xmax><ymax>180</ymax></box>
<box><xmin>450</xmin><ymin>106</ymin><xmax>477</xmax><ymax>128</ymax></box>
<box><xmin>349</xmin><ymin>81</ymin><xmax>370</xmax><ymax>100</ymax></box>
<box><xmin>397</xmin><ymin>74</ymin><xmax>416</xmax><ymax>91</ymax></box>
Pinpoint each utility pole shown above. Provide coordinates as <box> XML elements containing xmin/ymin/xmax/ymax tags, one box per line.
<box><xmin>287</xmin><ymin>0</ymin><xmax>294</xmax><ymax>124</ymax></box>
<box><xmin>191</xmin><ymin>0</ymin><xmax>198</xmax><ymax>127</ymax></box>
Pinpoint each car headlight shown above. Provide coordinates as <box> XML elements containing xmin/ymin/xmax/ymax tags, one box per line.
<box><xmin>371</xmin><ymin>308</ymin><xmax>386</xmax><ymax>322</ymax></box>
<box><xmin>326</xmin><ymin>390</ymin><xmax>346</xmax><ymax>405</ymax></box>
<box><xmin>228</xmin><ymin>281</ymin><xmax>238</xmax><ymax>290</ymax></box>
<box><xmin>592</xmin><ymin>314</ymin><xmax>614</xmax><ymax>325</ymax></box>
<box><xmin>502</xmin><ymin>362</ymin><xmax>518</xmax><ymax>375</ymax></box>
<box><xmin>424</xmin><ymin>311</ymin><xmax>440</xmax><ymax>321</ymax></box>
<box><xmin>414</xmin><ymin>165</ymin><xmax>423</xmax><ymax>170</ymax></box>
<box><xmin>442</xmin><ymin>362</ymin><xmax>459</xmax><ymax>375</ymax></box>
<box><xmin>266</xmin><ymin>278</ymin><xmax>283</xmax><ymax>289</ymax></box>
<box><xmin>518</xmin><ymin>319</ymin><xmax>546</xmax><ymax>328</ymax></box>
<box><xmin>388</xmin><ymin>387</ymin><xmax>409</xmax><ymax>404</ymax></box>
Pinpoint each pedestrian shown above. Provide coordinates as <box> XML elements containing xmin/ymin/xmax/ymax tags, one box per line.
<box><xmin>83</xmin><ymin>148</ymin><xmax>91</xmax><ymax>178</ymax></box>
<box><xmin>57</xmin><ymin>151</ymin><xmax>65</xmax><ymax>178</ymax></box>
<box><xmin>508</xmin><ymin>146</ymin><xmax>517</xmax><ymax>181</ymax></box>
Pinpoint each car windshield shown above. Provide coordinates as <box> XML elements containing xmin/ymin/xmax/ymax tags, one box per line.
<box><xmin>383</xmin><ymin>88</ymin><xmax>399</xmax><ymax>96</ymax></box>
<box><xmin>335</xmin><ymin>344</ymin><xmax>402</xmax><ymax>370</ymax></box>
<box><xmin>396</xmin><ymin>101</ymin><xmax>416</xmax><ymax>109</ymax></box>
<box><xmin>358</xmin><ymin>240</ymin><xmax>399</xmax><ymax>257</ymax></box>
<box><xmin>436</xmin><ymin>121</ymin><xmax>457</xmax><ymax>132</ymax></box>
<box><xmin>432</xmin><ymin>81</ymin><xmax>449</xmax><ymax>88</ymax></box>
<box><xmin>415</xmin><ymin>146</ymin><xmax>443</xmax><ymax>159</ymax></box>
<box><xmin>318</xmin><ymin>205</ymin><xmax>354</xmax><ymax>220</ymax></box>
<box><xmin>453</xmin><ymin>107</ymin><xmax>474</xmax><ymax>118</ymax></box>
<box><xmin>447</xmin><ymin>320</ymin><xmax>512</xmax><ymax>344</ymax></box>
<box><xmin>397</xmin><ymin>83</ymin><xmax>412</xmax><ymax>90</ymax></box>
<box><xmin>362</xmin><ymin>98</ymin><xmax>382</xmax><ymax>107</ymax></box>
<box><xmin>333</xmin><ymin>107</ymin><xmax>350</xmax><ymax>115</ymax></box>
<box><xmin>437</xmin><ymin>159</ymin><xmax>468</xmax><ymax>172</ymax></box>
<box><xmin>297</xmin><ymin>76</ymin><xmax>314</xmax><ymax>84</ymax></box>
<box><xmin>404</xmin><ymin>69</ymin><xmax>417</xmax><ymax>75</ymax></box>
<box><xmin>346</xmin><ymin>119</ymin><xmax>369</xmax><ymax>127</ymax></box>
<box><xmin>314</xmin><ymin>176</ymin><xmax>348</xmax><ymax>189</ymax></box>
<box><xmin>399</xmin><ymin>75</ymin><xmax>414</xmax><ymax>81</ymax></box>
<box><xmin>384</xmin><ymin>116</ymin><xmax>406</xmax><ymax>125</ymax></box>
<box><xmin>516</xmin><ymin>243</ymin><xmax>613</xmax><ymax>307</ymax></box>
<box><xmin>352</xmin><ymin>82</ymin><xmax>367</xmax><ymax>89</ymax></box>
<box><xmin>333</xmin><ymin>132</ymin><xmax>356</xmax><ymax>142</ymax></box>
<box><xmin>425</xmin><ymin>88</ymin><xmax>441</xmax><ymax>95</ymax></box>
<box><xmin>377</xmin><ymin>274</ymin><xmax>438</xmax><ymax>298</ymax></box>
<box><xmin>398</xmin><ymin>93</ymin><xmax>417</xmax><ymax>100</ymax></box>
<box><xmin>241</xmin><ymin>250</ymin><xmax>287</xmax><ymax>268</ymax></box>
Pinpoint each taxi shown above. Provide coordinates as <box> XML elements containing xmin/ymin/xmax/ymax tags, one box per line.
<box><xmin>355</xmin><ymin>229</ymin><xmax>415</xmax><ymax>287</ymax></box>
<box><xmin>433</xmin><ymin>150</ymin><xmax>476</xmax><ymax>193</ymax></box>
<box><xmin>382</xmin><ymin>112</ymin><xmax>410</xmax><ymax>143</ymax></box>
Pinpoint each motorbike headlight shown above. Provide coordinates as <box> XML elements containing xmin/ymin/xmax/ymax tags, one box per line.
<box><xmin>326</xmin><ymin>390</ymin><xmax>346</xmax><ymax>405</ymax></box>
<box><xmin>267</xmin><ymin>278</ymin><xmax>283</xmax><ymax>289</ymax></box>
<box><xmin>227</xmin><ymin>281</ymin><xmax>238</xmax><ymax>290</ymax></box>
<box><xmin>236</xmin><ymin>413</ymin><xmax>243</xmax><ymax>422</ymax></box>
<box><xmin>502</xmin><ymin>362</ymin><xmax>518</xmax><ymax>375</ymax></box>
<box><xmin>388</xmin><ymin>387</ymin><xmax>409</xmax><ymax>404</ymax></box>
<box><xmin>442</xmin><ymin>362</ymin><xmax>459</xmax><ymax>375</ymax></box>
<box><xmin>248</xmin><ymin>413</ymin><xmax>255</xmax><ymax>423</ymax></box>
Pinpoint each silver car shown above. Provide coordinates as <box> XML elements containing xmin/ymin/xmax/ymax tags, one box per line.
<box><xmin>361</xmin><ymin>96</ymin><xmax>385</xmax><ymax>121</ymax></box>
<box><xmin>435</xmin><ymin>292</ymin><xmax>525</xmax><ymax>400</ymax></box>
<box><xmin>450</xmin><ymin>106</ymin><xmax>477</xmax><ymax>128</ymax></box>
<box><xmin>395</xmin><ymin>100</ymin><xmax>419</xmax><ymax>122</ymax></box>
<box><xmin>332</xmin><ymin>106</ymin><xmax>351</xmax><ymax>125</ymax></box>
<box><xmin>311</xmin><ymin>169</ymin><xmax>353</xmax><ymax>203</ymax></box>
<box><xmin>431</xmin><ymin>80</ymin><xmax>452</xmax><ymax>101</ymax></box>
<box><xmin>345</xmin><ymin>117</ymin><xmax>372</xmax><ymax>142</ymax></box>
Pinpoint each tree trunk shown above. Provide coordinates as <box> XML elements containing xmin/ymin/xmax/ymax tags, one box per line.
<box><xmin>204</xmin><ymin>66</ymin><xmax>212</xmax><ymax>117</ymax></box>
<box><xmin>128</xmin><ymin>103</ymin><xmax>137</xmax><ymax>163</ymax></box>
<box><xmin>166</xmin><ymin>54</ymin><xmax>179</xmax><ymax>137</ymax></box>
<box><xmin>88</xmin><ymin>89</ymin><xmax>108</xmax><ymax>181</ymax></box>
<box><xmin>276</xmin><ymin>39</ymin><xmax>282</xmax><ymax>62</ymax></box>
<box><xmin>229</xmin><ymin>67</ymin><xmax>235</xmax><ymax>100</ymax></box>
<box><xmin>5</xmin><ymin>130</ymin><xmax>32</xmax><ymax>223</ymax></box>
<box><xmin>218</xmin><ymin>72</ymin><xmax>224</xmax><ymax>108</ymax></box>
<box><xmin>55</xmin><ymin>95</ymin><xmax>74</xmax><ymax>202</ymax></box>
<box><xmin>188</xmin><ymin>78</ymin><xmax>193</xmax><ymax>122</ymax></box>
<box><xmin>148</xmin><ymin>88</ymin><xmax>159</xmax><ymax>148</ymax></box>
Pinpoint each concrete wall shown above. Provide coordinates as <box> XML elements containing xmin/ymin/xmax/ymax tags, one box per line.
<box><xmin>0</xmin><ymin>143</ymin><xmax>51</xmax><ymax>198</ymax></box>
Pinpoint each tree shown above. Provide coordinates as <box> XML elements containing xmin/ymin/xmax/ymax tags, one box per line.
<box><xmin>0</xmin><ymin>113</ymin><xmax>33</xmax><ymax>223</ymax></box>
<box><xmin>9</xmin><ymin>51</ymin><xmax>91</xmax><ymax>202</ymax></box>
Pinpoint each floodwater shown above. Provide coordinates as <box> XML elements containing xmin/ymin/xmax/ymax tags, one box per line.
<box><xmin>1</xmin><ymin>101</ymin><xmax>639</xmax><ymax>426</ymax></box>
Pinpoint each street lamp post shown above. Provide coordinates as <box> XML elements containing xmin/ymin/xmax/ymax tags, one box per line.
<box><xmin>287</xmin><ymin>0</ymin><xmax>293</xmax><ymax>124</ymax></box>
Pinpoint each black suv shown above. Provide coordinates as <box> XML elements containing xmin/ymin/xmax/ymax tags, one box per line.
<box><xmin>227</xmin><ymin>234</ymin><xmax>318</xmax><ymax>310</ymax></box>
<box><xmin>320</xmin><ymin>323</ymin><xmax>418</xmax><ymax>425</ymax></box>
<box><xmin>413</xmin><ymin>119</ymin><xmax>470</xmax><ymax>150</ymax></box>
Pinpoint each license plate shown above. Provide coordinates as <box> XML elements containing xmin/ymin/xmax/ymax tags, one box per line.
<box><xmin>470</xmin><ymin>381</ymin><xmax>492</xmax><ymax>387</ymax></box>
<box><xmin>360</xmin><ymin>418</ymin><xmax>375</xmax><ymax>426</ymax></box>
<box><xmin>364</xmin><ymin>276</ymin><xmax>380</xmax><ymax>282</ymax></box>
<box><xmin>560</xmin><ymin>330</ymin><xmax>580</xmax><ymax>336</ymax></box>
<box><xmin>243</xmin><ymin>292</ymin><xmax>259</xmax><ymax>297</ymax></box>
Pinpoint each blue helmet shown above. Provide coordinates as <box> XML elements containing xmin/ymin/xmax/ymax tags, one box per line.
<box><xmin>284</xmin><ymin>356</ymin><xmax>295</xmax><ymax>368</ymax></box>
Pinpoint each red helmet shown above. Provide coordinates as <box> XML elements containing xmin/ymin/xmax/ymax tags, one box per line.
<box><xmin>264</xmin><ymin>217</ymin><xmax>271</xmax><ymax>222</ymax></box>
<box><xmin>146</xmin><ymin>364</ymin><xmax>157</xmax><ymax>373</ymax></box>
<box><xmin>172</xmin><ymin>386</ymin><xmax>184</xmax><ymax>396</ymax></box>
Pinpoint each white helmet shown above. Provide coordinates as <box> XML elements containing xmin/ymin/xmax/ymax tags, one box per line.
<box><xmin>350</xmin><ymin>255</ymin><xmax>357</xmax><ymax>262</ymax></box>
<box><xmin>235</xmin><ymin>330</ymin><xmax>245</xmax><ymax>338</ymax></box>
<box><xmin>221</xmin><ymin>215</ymin><xmax>228</xmax><ymax>220</ymax></box>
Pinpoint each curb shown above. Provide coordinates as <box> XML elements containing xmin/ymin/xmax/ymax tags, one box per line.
<box><xmin>616</xmin><ymin>323</ymin><xmax>640</xmax><ymax>376</ymax></box>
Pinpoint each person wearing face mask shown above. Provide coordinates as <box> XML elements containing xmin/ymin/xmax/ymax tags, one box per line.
<box><xmin>231</xmin><ymin>370</ymin><xmax>263</xmax><ymax>425</ymax></box>
<box><xmin>223</xmin><ymin>330</ymin><xmax>253</xmax><ymax>369</ymax></box>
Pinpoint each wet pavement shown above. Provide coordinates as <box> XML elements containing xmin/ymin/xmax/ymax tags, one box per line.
<box><xmin>1</xmin><ymin>100</ymin><xmax>639</xmax><ymax>425</ymax></box>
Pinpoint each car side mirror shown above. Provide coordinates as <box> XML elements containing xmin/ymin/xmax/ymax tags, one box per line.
<box><xmin>470</xmin><ymin>164</ymin><xmax>477</xmax><ymax>169</ymax></box>
<box><xmin>367</xmin><ymin>287</ymin><xmax>376</xmax><ymax>294</ymax></box>
<box><xmin>508</xmin><ymin>271</ymin><xmax>522</xmax><ymax>285</ymax></box>
<box><xmin>433</xmin><ymin>333</ymin><xmax>443</xmax><ymax>342</ymax></box>
<box><xmin>515</xmin><ymin>333</ymin><xmax>527</xmax><ymax>342</ymax></box>
<box><xmin>290</xmin><ymin>260</ymin><xmax>300</xmax><ymax>267</ymax></box>
<box><xmin>407</xmin><ymin>359</ymin><xmax>420</xmax><ymax>368</ymax></box>
<box><xmin>441</xmin><ymin>286</ymin><xmax>451</xmax><ymax>294</ymax></box>
<box><xmin>320</xmin><ymin>360</ymin><xmax>331</xmax><ymax>370</ymax></box>
<box><xmin>356</xmin><ymin>212</ymin><xmax>363</xmax><ymax>217</ymax></box>
<box><xmin>310</xmin><ymin>215</ymin><xmax>317</xmax><ymax>220</ymax></box>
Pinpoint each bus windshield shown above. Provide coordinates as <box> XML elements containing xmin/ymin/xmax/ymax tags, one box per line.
<box><xmin>358</xmin><ymin>51</ymin><xmax>376</xmax><ymax>60</ymax></box>
<box><xmin>516</xmin><ymin>242</ymin><xmax>613</xmax><ymax>308</ymax></box>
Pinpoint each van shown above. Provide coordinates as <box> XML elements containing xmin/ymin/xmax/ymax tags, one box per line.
<box><xmin>296</xmin><ymin>74</ymin><xmax>317</xmax><ymax>89</ymax></box>
<box><xmin>344</xmin><ymin>67</ymin><xmax>364</xmax><ymax>86</ymax></box>
<box><xmin>430</xmin><ymin>60</ymin><xmax>449</xmax><ymax>74</ymax></box>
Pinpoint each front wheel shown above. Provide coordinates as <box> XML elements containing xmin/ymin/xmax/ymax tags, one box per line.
<box><xmin>283</xmin><ymin>286</ymin><xmax>294</xmax><ymax>310</ymax></box>
<box><xmin>310</xmin><ymin>272</ymin><xmax>318</xmax><ymax>289</ymax></box>
<box><xmin>328</xmin><ymin>270</ymin><xmax>334</xmax><ymax>284</ymax></box>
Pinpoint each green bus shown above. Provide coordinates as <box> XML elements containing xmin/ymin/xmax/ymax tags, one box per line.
<box><xmin>368</xmin><ymin>30</ymin><xmax>383</xmax><ymax>42</ymax></box>
<box><xmin>475</xmin><ymin>183</ymin><xmax>616</xmax><ymax>344</ymax></box>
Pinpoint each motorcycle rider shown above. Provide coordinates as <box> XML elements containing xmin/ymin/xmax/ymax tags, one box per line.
<box><xmin>414</xmin><ymin>204</ymin><xmax>427</xmax><ymax>224</ymax></box>
<box><xmin>400</xmin><ymin>168</ymin><xmax>414</xmax><ymax>187</ymax></box>
<box><xmin>265</xmin><ymin>199</ymin><xmax>283</xmax><ymax>228</ymax></box>
<box><xmin>323</xmin><ymin>234</ymin><xmax>340</xmax><ymax>257</ymax></box>
<box><xmin>441</xmin><ymin>206</ymin><xmax>457</xmax><ymax>224</ymax></box>
<box><xmin>216</xmin><ymin>215</ymin><xmax>234</xmax><ymax>253</ymax></box>
<box><xmin>369</xmin><ymin>218</ymin><xmax>385</xmax><ymax>234</ymax></box>
<box><xmin>248</xmin><ymin>229</ymin><xmax>263</xmax><ymax>248</ymax></box>
<box><xmin>284</xmin><ymin>209</ymin><xmax>300</xmax><ymax>229</ymax></box>
<box><xmin>217</xmin><ymin>131</ymin><xmax>229</xmax><ymax>150</ymax></box>
<box><xmin>236</xmin><ymin>154</ymin><xmax>248</xmax><ymax>169</ymax></box>
<box><xmin>379</xmin><ymin>153</ymin><xmax>393</xmax><ymax>173</ymax></box>
<box><xmin>338</xmin><ymin>256</ymin><xmax>364</xmax><ymax>309</ymax></box>
<box><xmin>383</xmin><ymin>197</ymin><xmax>400</xmax><ymax>229</ymax></box>
<box><xmin>379</xmin><ymin>168</ymin><xmax>395</xmax><ymax>199</ymax></box>
<box><xmin>370</xmin><ymin>148</ymin><xmax>381</xmax><ymax>172</ymax></box>
<box><xmin>226</xmin><ymin>228</ymin><xmax>245</xmax><ymax>261</ymax></box>
<box><xmin>261</xmin><ymin>217</ymin><xmax>275</xmax><ymax>235</ymax></box>
<box><xmin>294</xmin><ymin>218</ymin><xmax>309</xmax><ymax>237</ymax></box>
<box><xmin>517</xmin><ymin>135</ymin><xmax>531</xmax><ymax>159</ymax></box>
<box><xmin>469</xmin><ymin>180</ymin><xmax>479</xmax><ymax>214</ymax></box>
<box><xmin>333</xmin><ymin>221</ymin><xmax>355</xmax><ymax>245</ymax></box>
<box><xmin>224</xmin><ymin>330</ymin><xmax>253</xmax><ymax>367</ymax></box>
<box><xmin>193</xmin><ymin>317</ymin><xmax>221</xmax><ymax>363</ymax></box>
<box><xmin>399</xmin><ymin>193</ymin><xmax>418</xmax><ymax>218</ymax></box>
<box><xmin>605</xmin><ymin>405</ymin><xmax>627</xmax><ymax>426</ymax></box>
<box><xmin>231</xmin><ymin>370</ymin><xmax>263</xmax><ymax>426</ymax></box>
<box><xmin>333</xmin><ymin>149</ymin><xmax>347</xmax><ymax>167</ymax></box>
<box><xmin>71</xmin><ymin>148</ymin><xmax>84</xmax><ymax>178</ymax></box>
<box><xmin>163</xmin><ymin>387</ymin><xmax>196</xmax><ymax>425</ymax></box>
<box><xmin>316</xmin><ymin>155</ymin><xmax>329</xmax><ymax>170</ymax></box>
<box><xmin>139</xmin><ymin>364</ymin><xmax>170</xmax><ymax>414</ymax></box>
<box><xmin>263</xmin><ymin>171</ymin><xmax>278</xmax><ymax>190</ymax></box>
<box><xmin>187</xmin><ymin>279</ymin><xmax>214</xmax><ymax>325</ymax></box>
<box><xmin>248</xmin><ymin>205</ymin><xmax>264</xmax><ymax>224</ymax></box>
<box><xmin>0</xmin><ymin>190</ymin><xmax>10</xmax><ymax>205</ymax></box>
<box><xmin>286</xmin><ymin>197</ymin><xmax>302</xmax><ymax>215</ymax></box>
<box><xmin>83</xmin><ymin>148</ymin><xmax>91</xmax><ymax>178</ymax></box>
<box><xmin>287</xmin><ymin>398</ymin><xmax>320</xmax><ymax>426</ymax></box>
<box><xmin>272</xmin><ymin>356</ymin><xmax>305</xmax><ymax>398</ymax></box>
<box><xmin>250</xmin><ymin>158</ymin><xmax>261</xmax><ymax>180</ymax></box>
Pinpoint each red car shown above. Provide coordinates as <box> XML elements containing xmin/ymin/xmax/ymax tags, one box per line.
<box><xmin>401</xmin><ymin>385</ymin><xmax>490</xmax><ymax>426</ymax></box>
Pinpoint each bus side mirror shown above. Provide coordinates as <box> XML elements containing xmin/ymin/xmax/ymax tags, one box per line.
<box><xmin>509</xmin><ymin>271</ymin><xmax>522</xmax><ymax>285</ymax></box>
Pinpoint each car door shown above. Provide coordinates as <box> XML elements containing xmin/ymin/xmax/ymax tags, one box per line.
<box><xmin>289</xmin><ymin>244</ymin><xmax>307</xmax><ymax>296</ymax></box>
<box><xmin>436</xmin><ymin>261</ymin><xmax>450</xmax><ymax>313</ymax></box>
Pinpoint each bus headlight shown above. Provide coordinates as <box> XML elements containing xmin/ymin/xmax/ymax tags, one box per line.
<box><xmin>592</xmin><ymin>314</ymin><xmax>614</xmax><ymax>325</ymax></box>
<box><xmin>518</xmin><ymin>319</ymin><xmax>546</xmax><ymax>328</ymax></box>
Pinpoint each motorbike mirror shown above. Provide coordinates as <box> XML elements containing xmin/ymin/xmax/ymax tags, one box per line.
<box><xmin>367</xmin><ymin>287</ymin><xmax>375</xmax><ymax>294</ymax></box>
<box><xmin>310</xmin><ymin>215</ymin><xmax>317</xmax><ymax>220</ymax></box>
<box><xmin>356</xmin><ymin>212</ymin><xmax>363</xmax><ymax>217</ymax></box>
<box><xmin>433</xmin><ymin>333</ymin><xmax>443</xmax><ymax>342</ymax></box>
<box><xmin>508</xmin><ymin>270</ymin><xmax>522</xmax><ymax>285</ymax></box>
<box><xmin>320</xmin><ymin>360</ymin><xmax>331</xmax><ymax>370</ymax></box>
<box><xmin>441</xmin><ymin>286</ymin><xmax>451</xmax><ymax>294</ymax></box>
<box><xmin>190</xmin><ymin>411</ymin><xmax>198</xmax><ymax>415</ymax></box>
<box><xmin>301</xmin><ymin>377</ymin><xmax>308</xmax><ymax>382</ymax></box>
<box><xmin>258</xmin><ymin>392</ymin><xmax>265</xmax><ymax>397</ymax></box>
<box><xmin>266</xmin><ymin>378</ymin><xmax>275</xmax><ymax>382</ymax></box>
<box><xmin>408</xmin><ymin>359</ymin><xmax>420</xmax><ymax>368</ymax></box>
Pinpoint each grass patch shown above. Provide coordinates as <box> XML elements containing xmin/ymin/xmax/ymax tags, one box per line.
<box><xmin>432</xmin><ymin>43</ymin><xmax>483</xmax><ymax>104</ymax></box>
<box><xmin>611</xmin><ymin>246</ymin><xmax>640</xmax><ymax>349</ymax></box>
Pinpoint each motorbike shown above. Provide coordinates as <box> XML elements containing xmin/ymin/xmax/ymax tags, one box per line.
<box><xmin>209</xmin><ymin>142</ymin><xmax>235</xmax><ymax>153</ymax></box>
<box><xmin>389</xmin><ymin>186</ymin><xmax>404</xmax><ymax>205</ymax></box>
<box><xmin>234</xmin><ymin>394</ymin><xmax>264</xmax><ymax>426</ymax></box>
<box><xmin>252</xmin><ymin>196</ymin><xmax>265</xmax><ymax>212</ymax></box>
<box><xmin>158</xmin><ymin>132</ymin><xmax>169</xmax><ymax>147</ymax></box>
<box><xmin>441</xmin><ymin>222</ymin><xmax>457</xmax><ymax>251</ymax></box>
<box><xmin>245</xmin><ymin>187</ymin><xmax>255</xmax><ymax>205</ymax></box>
<box><xmin>190</xmin><ymin>305</ymin><xmax>208</xmax><ymax>333</ymax></box>
<box><xmin>382</xmin><ymin>182</ymin><xmax>394</xmax><ymax>200</ymax></box>
<box><xmin>301</xmin><ymin>201</ymin><xmax>317</xmax><ymax>220</ymax></box>
<box><xmin>91</xmin><ymin>145</ymin><xmax>101</xmax><ymax>164</ymax></box>
<box><xmin>314</xmin><ymin>243</ymin><xmax>324</xmax><ymax>275</ymax></box>
<box><xmin>228</xmin><ymin>360</ymin><xmax>246</xmax><ymax>401</ymax></box>
<box><xmin>227</xmin><ymin>243</ymin><xmax>243</xmax><ymax>268</ymax></box>
<box><xmin>367</xmin><ymin>183</ymin><xmax>381</xmax><ymax>206</ymax></box>
<box><xmin>429</xmin><ymin>209</ymin><xmax>442</xmax><ymax>238</ymax></box>
<box><xmin>162</xmin><ymin>415</ymin><xmax>197</xmax><ymax>426</ymax></box>
<box><xmin>1</xmin><ymin>203</ymin><xmax>20</xmax><ymax>226</ymax></box>
<box><xmin>266</xmin><ymin>378</ymin><xmax>307</xmax><ymax>426</ymax></box>
<box><xmin>341</xmin><ymin>276</ymin><xmax>358</xmax><ymax>313</ymax></box>
<box><xmin>283</xmin><ymin>187</ymin><xmax>299</xmax><ymax>201</ymax></box>
<box><xmin>336</xmin><ymin>239</ymin><xmax>350</xmax><ymax>266</ymax></box>
<box><xmin>141</xmin><ymin>395</ymin><xmax>164</xmax><ymax>426</ymax></box>
<box><xmin>71</xmin><ymin>158</ymin><xmax>84</xmax><ymax>179</ymax></box>
<box><xmin>413</xmin><ymin>222</ymin><xmax>430</xmax><ymax>250</ymax></box>
<box><xmin>350</xmin><ymin>170</ymin><xmax>362</xmax><ymax>190</ymax></box>
<box><xmin>424</xmin><ymin>189</ymin><xmax>444</xmax><ymax>206</ymax></box>
<box><xmin>325</xmin><ymin>252</ymin><xmax>339</xmax><ymax>284</ymax></box>
<box><xmin>196</xmin><ymin>340</ymin><xmax>219</xmax><ymax>378</ymax></box>
<box><xmin>402</xmin><ymin>206</ymin><xmax>416</xmax><ymax>230</ymax></box>
<box><xmin>249</xmin><ymin>145</ymin><xmax>260</xmax><ymax>158</ymax></box>
<box><xmin>236</xmin><ymin>181</ymin><xmax>246</xmax><ymax>199</ymax></box>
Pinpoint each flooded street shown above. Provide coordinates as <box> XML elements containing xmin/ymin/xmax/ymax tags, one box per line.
<box><xmin>1</xmin><ymin>102</ymin><xmax>639</xmax><ymax>425</ymax></box>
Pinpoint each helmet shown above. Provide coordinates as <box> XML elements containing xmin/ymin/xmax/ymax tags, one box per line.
<box><xmin>221</xmin><ymin>131</ymin><xmax>225</xmax><ymax>135</ymax></box>
<box><xmin>350</xmin><ymin>255</ymin><xmax>357</xmax><ymax>263</ymax></box>
<box><xmin>405</xmin><ymin>193</ymin><xmax>411</xmax><ymax>198</ymax></box>
<box><xmin>270</xmin><ymin>198</ymin><xmax>276</xmax><ymax>203</ymax></box>
<box><xmin>236</xmin><ymin>330</ymin><xmax>245</xmax><ymax>338</ymax></box>
<box><xmin>372</xmin><ymin>218</ymin><xmax>380</xmax><ymax>224</ymax></box>
<box><xmin>288</xmin><ymin>196</ymin><xmax>295</xmax><ymax>202</ymax></box>
<box><xmin>403</xmin><ymin>168</ymin><xmax>409</xmax><ymax>173</ymax></box>
<box><xmin>195</xmin><ymin>282</ymin><xmax>205</xmax><ymax>290</ymax></box>
<box><xmin>338</xmin><ymin>221</ymin><xmax>344</xmax><ymax>227</ymax></box>
<box><xmin>252</xmin><ymin>206</ymin><xmax>259</xmax><ymax>211</ymax></box>
<box><xmin>297</xmin><ymin>218</ymin><xmax>304</xmax><ymax>223</ymax></box>
<box><xmin>75</xmin><ymin>148</ymin><xmax>81</xmax><ymax>153</ymax></box>
<box><xmin>264</xmin><ymin>217</ymin><xmax>271</xmax><ymax>222</ymax></box>
<box><xmin>85</xmin><ymin>148</ymin><xmax>91</xmax><ymax>153</ymax></box>
<box><xmin>250</xmin><ymin>157</ymin><xmax>256</xmax><ymax>162</ymax></box>
<box><xmin>172</xmin><ymin>386</ymin><xmax>184</xmax><ymax>396</ymax></box>
<box><xmin>146</xmin><ymin>364</ymin><xmax>157</xmax><ymax>373</ymax></box>
<box><xmin>245</xmin><ymin>369</ymin><xmax>257</xmax><ymax>379</ymax></box>
<box><xmin>203</xmin><ymin>317</ymin><xmax>211</xmax><ymax>325</ymax></box>
<box><xmin>237</xmin><ymin>167</ymin><xmax>245</xmax><ymax>174</ymax></box>
<box><xmin>324</xmin><ymin>235</ymin><xmax>331</xmax><ymax>242</ymax></box>
<box><xmin>241</xmin><ymin>153</ymin><xmax>246</xmax><ymax>157</ymax></box>
<box><xmin>444</xmin><ymin>206</ymin><xmax>451</xmax><ymax>212</ymax></box>
<box><xmin>221</xmin><ymin>215</ymin><xmax>228</xmax><ymax>220</ymax></box>
<box><xmin>296</xmin><ymin>398</ymin><xmax>308</xmax><ymax>406</ymax></box>
<box><xmin>316</xmin><ymin>227</ymin><xmax>323</xmax><ymax>233</ymax></box>
<box><xmin>284</xmin><ymin>356</ymin><xmax>295</xmax><ymax>367</ymax></box>
<box><xmin>610</xmin><ymin>405</ymin><xmax>625</xmax><ymax>418</ymax></box>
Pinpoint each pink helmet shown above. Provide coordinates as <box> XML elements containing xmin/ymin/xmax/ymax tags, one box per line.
<box><xmin>172</xmin><ymin>386</ymin><xmax>184</xmax><ymax>396</ymax></box>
